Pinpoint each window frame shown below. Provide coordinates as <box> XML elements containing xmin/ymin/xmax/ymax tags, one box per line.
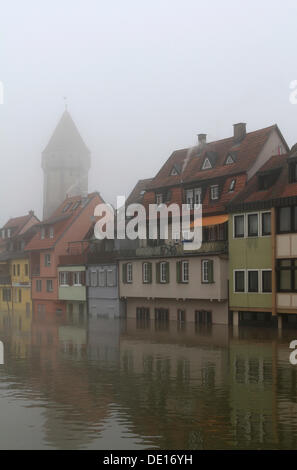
<box><xmin>261</xmin><ymin>211</ymin><xmax>272</xmax><ymax>236</ymax></box>
<box><xmin>261</xmin><ymin>269</ymin><xmax>272</xmax><ymax>293</ymax></box>
<box><xmin>233</xmin><ymin>214</ymin><xmax>245</xmax><ymax>238</ymax></box>
<box><xmin>210</xmin><ymin>185</ymin><xmax>219</xmax><ymax>201</ymax></box>
<box><xmin>234</xmin><ymin>269</ymin><xmax>246</xmax><ymax>293</ymax></box>
<box><xmin>127</xmin><ymin>263</ymin><xmax>133</xmax><ymax>283</ymax></box>
<box><xmin>247</xmin><ymin>269</ymin><xmax>259</xmax><ymax>293</ymax></box>
<box><xmin>247</xmin><ymin>213</ymin><xmax>259</xmax><ymax>237</ymax></box>
<box><xmin>182</xmin><ymin>260</ymin><xmax>189</xmax><ymax>283</ymax></box>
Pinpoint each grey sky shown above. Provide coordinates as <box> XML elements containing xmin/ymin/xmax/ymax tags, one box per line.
<box><xmin>0</xmin><ymin>0</ymin><xmax>296</xmax><ymax>225</ymax></box>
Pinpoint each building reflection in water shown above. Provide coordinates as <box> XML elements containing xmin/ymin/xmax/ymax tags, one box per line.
<box><xmin>1</xmin><ymin>301</ymin><xmax>297</xmax><ymax>449</ymax></box>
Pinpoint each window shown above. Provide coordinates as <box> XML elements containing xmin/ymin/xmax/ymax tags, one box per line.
<box><xmin>49</xmin><ymin>226</ymin><xmax>54</xmax><ymax>238</ymax></box>
<box><xmin>210</xmin><ymin>185</ymin><xmax>219</xmax><ymax>200</ymax></box>
<box><xmin>7</xmin><ymin>229</ymin><xmax>11</xmax><ymax>238</ymax></box>
<box><xmin>177</xmin><ymin>309</ymin><xmax>186</xmax><ymax>323</ymax></box>
<box><xmin>277</xmin><ymin>259</ymin><xmax>297</xmax><ymax>292</ymax></box>
<box><xmin>73</xmin><ymin>271</ymin><xmax>82</xmax><ymax>285</ymax></box>
<box><xmin>72</xmin><ymin>201</ymin><xmax>81</xmax><ymax>211</ymax></box>
<box><xmin>156</xmin><ymin>194</ymin><xmax>163</xmax><ymax>205</ymax></box>
<box><xmin>248</xmin><ymin>213</ymin><xmax>258</xmax><ymax>237</ymax></box>
<box><xmin>59</xmin><ymin>272</ymin><xmax>69</xmax><ymax>286</ymax></box>
<box><xmin>25</xmin><ymin>264</ymin><xmax>29</xmax><ymax>276</ymax></box>
<box><xmin>17</xmin><ymin>264</ymin><xmax>20</xmax><ymax>276</ymax></box>
<box><xmin>225</xmin><ymin>154</ymin><xmax>234</xmax><ymax>165</ymax></box>
<box><xmin>13</xmin><ymin>264</ymin><xmax>16</xmax><ymax>276</ymax></box>
<box><xmin>18</xmin><ymin>289</ymin><xmax>22</xmax><ymax>303</ymax></box>
<box><xmin>202</xmin><ymin>158</ymin><xmax>212</xmax><ymax>170</ymax></box>
<box><xmin>3</xmin><ymin>288</ymin><xmax>11</xmax><ymax>301</ymax></box>
<box><xmin>182</xmin><ymin>261</ymin><xmax>189</xmax><ymax>283</ymax></box>
<box><xmin>41</xmin><ymin>227</ymin><xmax>45</xmax><ymax>239</ymax></box>
<box><xmin>262</xmin><ymin>270</ymin><xmax>272</xmax><ymax>293</ymax></box>
<box><xmin>127</xmin><ymin>263</ymin><xmax>133</xmax><ymax>283</ymax></box>
<box><xmin>107</xmin><ymin>267</ymin><xmax>116</xmax><ymax>287</ymax></box>
<box><xmin>186</xmin><ymin>189</ymin><xmax>193</xmax><ymax>209</ymax></box>
<box><xmin>36</xmin><ymin>279</ymin><xmax>42</xmax><ymax>292</ymax></box>
<box><xmin>160</xmin><ymin>261</ymin><xmax>167</xmax><ymax>283</ymax></box>
<box><xmin>248</xmin><ymin>270</ymin><xmax>259</xmax><ymax>293</ymax></box>
<box><xmin>142</xmin><ymin>262</ymin><xmax>152</xmax><ymax>283</ymax></box>
<box><xmin>98</xmin><ymin>268</ymin><xmax>106</xmax><ymax>287</ymax></box>
<box><xmin>46</xmin><ymin>280</ymin><xmax>53</xmax><ymax>292</ymax></box>
<box><xmin>195</xmin><ymin>310</ymin><xmax>212</xmax><ymax>325</ymax></box>
<box><xmin>201</xmin><ymin>259</ymin><xmax>214</xmax><ymax>283</ymax></box>
<box><xmin>1</xmin><ymin>229</ymin><xmax>5</xmax><ymax>239</ymax></box>
<box><xmin>90</xmin><ymin>270</ymin><xmax>98</xmax><ymax>287</ymax></box>
<box><xmin>261</xmin><ymin>212</ymin><xmax>271</xmax><ymax>236</ymax></box>
<box><xmin>229</xmin><ymin>179</ymin><xmax>236</xmax><ymax>192</ymax></box>
<box><xmin>234</xmin><ymin>215</ymin><xmax>244</xmax><ymax>238</ymax></box>
<box><xmin>234</xmin><ymin>270</ymin><xmax>245</xmax><ymax>292</ymax></box>
<box><xmin>122</xmin><ymin>263</ymin><xmax>133</xmax><ymax>283</ymax></box>
<box><xmin>170</xmin><ymin>166</ymin><xmax>178</xmax><ymax>176</ymax></box>
<box><xmin>44</xmin><ymin>254</ymin><xmax>51</xmax><ymax>267</ymax></box>
<box><xmin>277</xmin><ymin>206</ymin><xmax>297</xmax><ymax>233</ymax></box>
<box><xmin>194</xmin><ymin>188</ymin><xmax>202</xmax><ymax>206</ymax></box>
<box><xmin>289</xmin><ymin>161</ymin><xmax>297</xmax><ymax>183</ymax></box>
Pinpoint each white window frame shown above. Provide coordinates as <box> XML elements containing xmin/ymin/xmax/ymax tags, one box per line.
<box><xmin>202</xmin><ymin>260</ymin><xmax>210</xmax><ymax>283</ymax></box>
<box><xmin>44</xmin><ymin>253</ymin><xmax>51</xmax><ymax>267</ymax></box>
<box><xmin>127</xmin><ymin>263</ymin><xmax>133</xmax><ymax>283</ymax></box>
<box><xmin>247</xmin><ymin>269</ymin><xmax>259</xmax><ymax>293</ymax></box>
<box><xmin>46</xmin><ymin>279</ymin><xmax>53</xmax><ymax>292</ymax></box>
<box><xmin>49</xmin><ymin>226</ymin><xmax>54</xmax><ymax>239</ymax></box>
<box><xmin>210</xmin><ymin>185</ymin><xmax>219</xmax><ymax>200</ymax></box>
<box><xmin>202</xmin><ymin>158</ymin><xmax>212</xmax><ymax>170</ymax></box>
<box><xmin>186</xmin><ymin>189</ymin><xmax>194</xmax><ymax>209</ymax></box>
<box><xmin>182</xmin><ymin>260</ymin><xmax>189</xmax><ymax>283</ymax></box>
<box><xmin>160</xmin><ymin>261</ymin><xmax>167</xmax><ymax>283</ymax></box>
<box><xmin>41</xmin><ymin>227</ymin><xmax>45</xmax><ymax>240</ymax></box>
<box><xmin>73</xmin><ymin>271</ymin><xmax>82</xmax><ymax>286</ymax></box>
<box><xmin>194</xmin><ymin>188</ymin><xmax>202</xmax><ymax>206</ymax></box>
<box><xmin>229</xmin><ymin>179</ymin><xmax>236</xmax><ymax>192</ymax></box>
<box><xmin>233</xmin><ymin>269</ymin><xmax>246</xmax><ymax>293</ymax></box>
<box><xmin>59</xmin><ymin>272</ymin><xmax>69</xmax><ymax>286</ymax></box>
<box><xmin>7</xmin><ymin>229</ymin><xmax>11</xmax><ymax>238</ymax></box>
<box><xmin>225</xmin><ymin>154</ymin><xmax>234</xmax><ymax>165</ymax></box>
<box><xmin>233</xmin><ymin>214</ymin><xmax>245</xmax><ymax>238</ymax></box>
<box><xmin>260</xmin><ymin>211</ymin><xmax>272</xmax><ymax>237</ymax></box>
<box><xmin>156</xmin><ymin>194</ymin><xmax>163</xmax><ymax>205</ymax></box>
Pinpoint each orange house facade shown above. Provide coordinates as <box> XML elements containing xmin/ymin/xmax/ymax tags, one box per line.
<box><xmin>25</xmin><ymin>192</ymin><xmax>103</xmax><ymax>318</ymax></box>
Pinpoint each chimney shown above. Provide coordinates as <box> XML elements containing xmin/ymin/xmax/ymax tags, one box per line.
<box><xmin>198</xmin><ymin>134</ymin><xmax>207</xmax><ymax>146</ymax></box>
<box><xmin>233</xmin><ymin>123</ymin><xmax>246</xmax><ymax>143</ymax></box>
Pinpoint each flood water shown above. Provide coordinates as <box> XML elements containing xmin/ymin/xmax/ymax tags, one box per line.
<box><xmin>1</xmin><ymin>311</ymin><xmax>297</xmax><ymax>450</ymax></box>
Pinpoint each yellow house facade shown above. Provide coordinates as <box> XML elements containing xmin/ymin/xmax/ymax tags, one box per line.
<box><xmin>0</xmin><ymin>255</ymin><xmax>32</xmax><ymax>318</ymax></box>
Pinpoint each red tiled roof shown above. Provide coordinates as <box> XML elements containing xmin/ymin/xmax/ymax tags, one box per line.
<box><xmin>126</xmin><ymin>178</ymin><xmax>153</xmax><ymax>206</ymax></box>
<box><xmin>25</xmin><ymin>192</ymin><xmax>102</xmax><ymax>251</ymax></box>
<box><xmin>148</xmin><ymin>125</ymin><xmax>286</xmax><ymax>190</ymax></box>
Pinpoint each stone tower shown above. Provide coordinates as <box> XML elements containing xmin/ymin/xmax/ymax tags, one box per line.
<box><xmin>42</xmin><ymin>110</ymin><xmax>91</xmax><ymax>220</ymax></box>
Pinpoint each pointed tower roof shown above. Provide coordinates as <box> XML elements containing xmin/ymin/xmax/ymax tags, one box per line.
<box><xmin>43</xmin><ymin>110</ymin><xmax>90</xmax><ymax>155</ymax></box>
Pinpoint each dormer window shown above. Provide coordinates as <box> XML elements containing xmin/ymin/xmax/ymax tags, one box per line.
<box><xmin>289</xmin><ymin>161</ymin><xmax>297</xmax><ymax>183</ymax></box>
<box><xmin>229</xmin><ymin>179</ymin><xmax>236</xmax><ymax>192</ymax></box>
<box><xmin>49</xmin><ymin>226</ymin><xmax>54</xmax><ymax>239</ymax></box>
<box><xmin>170</xmin><ymin>167</ymin><xmax>178</xmax><ymax>176</ymax></box>
<box><xmin>202</xmin><ymin>158</ymin><xmax>212</xmax><ymax>170</ymax></box>
<box><xmin>41</xmin><ymin>227</ymin><xmax>45</xmax><ymax>239</ymax></box>
<box><xmin>63</xmin><ymin>202</ymin><xmax>72</xmax><ymax>212</ymax></box>
<box><xmin>225</xmin><ymin>154</ymin><xmax>235</xmax><ymax>165</ymax></box>
<box><xmin>210</xmin><ymin>185</ymin><xmax>219</xmax><ymax>200</ymax></box>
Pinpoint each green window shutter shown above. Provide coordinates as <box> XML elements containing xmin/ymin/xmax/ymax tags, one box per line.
<box><xmin>166</xmin><ymin>262</ymin><xmax>170</xmax><ymax>283</ymax></box>
<box><xmin>209</xmin><ymin>260</ymin><xmax>214</xmax><ymax>283</ymax></box>
<box><xmin>122</xmin><ymin>263</ymin><xmax>127</xmax><ymax>284</ymax></box>
<box><xmin>148</xmin><ymin>262</ymin><xmax>152</xmax><ymax>283</ymax></box>
<box><xmin>156</xmin><ymin>262</ymin><xmax>160</xmax><ymax>283</ymax></box>
<box><xmin>176</xmin><ymin>261</ymin><xmax>182</xmax><ymax>283</ymax></box>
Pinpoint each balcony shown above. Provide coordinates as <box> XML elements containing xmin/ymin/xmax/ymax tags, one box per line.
<box><xmin>0</xmin><ymin>275</ymin><xmax>11</xmax><ymax>285</ymax></box>
<box><xmin>135</xmin><ymin>240</ymin><xmax>228</xmax><ymax>258</ymax></box>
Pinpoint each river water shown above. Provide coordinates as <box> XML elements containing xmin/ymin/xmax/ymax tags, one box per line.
<box><xmin>0</xmin><ymin>311</ymin><xmax>297</xmax><ymax>450</ymax></box>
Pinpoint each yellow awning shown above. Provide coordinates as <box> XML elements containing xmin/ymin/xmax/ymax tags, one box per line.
<box><xmin>191</xmin><ymin>214</ymin><xmax>228</xmax><ymax>228</ymax></box>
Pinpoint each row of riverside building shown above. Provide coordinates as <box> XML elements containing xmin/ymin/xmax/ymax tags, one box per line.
<box><xmin>0</xmin><ymin>111</ymin><xmax>297</xmax><ymax>329</ymax></box>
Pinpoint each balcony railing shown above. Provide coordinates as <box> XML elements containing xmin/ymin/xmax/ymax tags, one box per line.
<box><xmin>135</xmin><ymin>240</ymin><xmax>228</xmax><ymax>257</ymax></box>
<box><xmin>0</xmin><ymin>275</ymin><xmax>11</xmax><ymax>285</ymax></box>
